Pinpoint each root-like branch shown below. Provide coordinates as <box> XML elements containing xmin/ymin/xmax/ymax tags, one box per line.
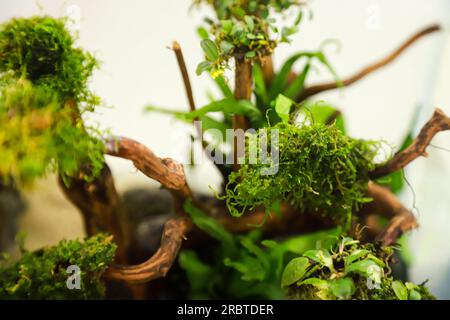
<box><xmin>370</xmin><ymin>108</ymin><xmax>450</xmax><ymax>179</ymax></box>
<box><xmin>58</xmin><ymin>164</ymin><xmax>129</xmax><ymax>263</ymax></box>
<box><xmin>105</xmin><ymin>136</ymin><xmax>191</xmax><ymax>201</ymax></box>
<box><xmin>363</xmin><ymin>182</ymin><xmax>418</xmax><ymax>246</ymax></box>
<box><xmin>297</xmin><ymin>24</ymin><xmax>441</xmax><ymax>101</ymax></box>
<box><xmin>104</xmin><ymin>217</ymin><xmax>192</xmax><ymax>284</ymax></box>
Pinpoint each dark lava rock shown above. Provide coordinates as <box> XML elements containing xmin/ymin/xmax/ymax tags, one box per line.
<box><xmin>0</xmin><ymin>183</ymin><xmax>26</xmax><ymax>252</ymax></box>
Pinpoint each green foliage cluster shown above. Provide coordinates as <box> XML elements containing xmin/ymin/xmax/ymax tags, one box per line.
<box><xmin>224</xmin><ymin>121</ymin><xmax>380</xmax><ymax>223</ymax></box>
<box><xmin>0</xmin><ymin>16</ymin><xmax>105</xmax><ymax>185</ymax></box>
<box><xmin>0</xmin><ymin>234</ymin><xmax>117</xmax><ymax>299</ymax></box>
<box><xmin>194</xmin><ymin>0</ymin><xmax>306</xmax><ymax>77</ymax></box>
<box><xmin>179</xmin><ymin>200</ymin><xmax>341</xmax><ymax>299</ymax></box>
<box><xmin>282</xmin><ymin>236</ymin><xmax>434</xmax><ymax>300</ymax></box>
<box><xmin>0</xmin><ymin>78</ymin><xmax>105</xmax><ymax>185</ymax></box>
<box><xmin>0</xmin><ymin>16</ymin><xmax>99</xmax><ymax>111</ymax></box>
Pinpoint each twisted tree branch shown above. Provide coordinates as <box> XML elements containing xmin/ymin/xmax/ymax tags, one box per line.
<box><xmin>105</xmin><ymin>136</ymin><xmax>191</xmax><ymax>201</ymax></box>
<box><xmin>370</xmin><ymin>108</ymin><xmax>450</xmax><ymax>179</ymax></box>
<box><xmin>363</xmin><ymin>182</ymin><xmax>418</xmax><ymax>246</ymax></box>
<box><xmin>297</xmin><ymin>24</ymin><xmax>441</xmax><ymax>101</ymax></box>
<box><xmin>104</xmin><ymin>216</ymin><xmax>192</xmax><ymax>284</ymax></box>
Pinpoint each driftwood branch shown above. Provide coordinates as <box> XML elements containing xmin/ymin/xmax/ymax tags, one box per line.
<box><xmin>105</xmin><ymin>136</ymin><xmax>191</xmax><ymax>201</ymax></box>
<box><xmin>104</xmin><ymin>216</ymin><xmax>192</xmax><ymax>284</ymax></box>
<box><xmin>59</xmin><ymin>164</ymin><xmax>129</xmax><ymax>263</ymax></box>
<box><xmin>297</xmin><ymin>24</ymin><xmax>441</xmax><ymax>101</ymax></box>
<box><xmin>370</xmin><ymin>108</ymin><xmax>450</xmax><ymax>179</ymax></box>
<box><xmin>363</xmin><ymin>182</ymin><xmax>418</xmax><ymax>246</ymax></box>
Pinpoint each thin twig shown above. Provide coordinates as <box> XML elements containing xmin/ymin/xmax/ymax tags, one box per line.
<box><xmin>297</xmin><ymin>24</ymin><xmax>441</xmax><ymax>101</ymax></box>
<box><xmin>370</xmin><ymin>108</ymin><xmax>450</xmax><ymax>179</ymax></box>
<box><xmin>172</xmin><ymin>41</ymin><xmax>196</xmax><ymax>112</ymax></box>
<box><xmin>172</xmin><ymin>41</ymin><xmax>231</xmax><ymax>179</ymax></box>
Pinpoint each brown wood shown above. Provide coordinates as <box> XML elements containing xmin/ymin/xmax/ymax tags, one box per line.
<box><xmin>363</xmin><ymin>182</ymin><xmax>418</xmax><ymax>246</ymax></box>
<box><xmin>105</xmin><ymin>136</ymin><xmax>191</xmax><ymax>201</ymax></box>
<box><xmin>259</xmin><ymin>55</ymin><xmax>275</xmax><ymax>87</ymax></box>
<box><xmin>58</xmin><ymin>164</ymin><xmax>129</xmax><ymax>263</ymax></box>
<box><xmin>232</xmin><ymin>56</ymin><xmax>252</xmax><ymax>170</ymax></box>
<box><xmin>104</xmin><ymin>216</ymin><xmax>192</xmax><ymax>283</ymax></box>
<box><xmin>297</xmin><ymin>24</ymin><xmax>441</xmax><ymax>101</ymax></box>
<box><xmin>370</xmin><ymin>108</ymin><xmax>450</xmax><ymax>179</ymax></box>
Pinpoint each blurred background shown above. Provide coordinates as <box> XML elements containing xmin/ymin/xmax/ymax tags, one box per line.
<box><xmin>0</xmin><ymin>0</ymin><xmax>449</xmax><ymax>298</ymax></box>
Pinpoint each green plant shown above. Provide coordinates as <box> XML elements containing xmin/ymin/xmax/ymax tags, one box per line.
<box><xmin>0</xmin><ymin>1</ymin><xmax>446</xmax><ymax>301</ymax></box>
<box><xmin>179</xmin><ymin>200</ymin><xmax>341</xmax><ymax>299</ymax></box>
<box><xmin>0</xmin><ymin>16</ymin><xmax>105</xmax><ymax>186</ymax></box>
<box><xmin>0</xmin><ymin>77</ymin><xmax>105</xmax><ymax>185</ymax></box>
<box><xmin>282</xmin><ymin>236</ymin><xmax>434</xmax><ymax>300</ymax></box>
<box><xmin>0</xmin><ymin>234</ymin><xmax>116</xmax><ymax>299</ymax></box>
<box><xmin>0</xmin><ymin>16</ymin><xmax>99</xmax><ymax>110</ymax></box>
<box><xmin>193</xmin><ymin>0</ymin><xmax>306</xmax><ymax>78</ymax></box>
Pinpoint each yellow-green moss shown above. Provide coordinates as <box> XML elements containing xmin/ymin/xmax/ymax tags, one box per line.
<box><xmin>0</xmin><ymin>234</ymin><xmax>116</xmax><ymax>299</ymax></box>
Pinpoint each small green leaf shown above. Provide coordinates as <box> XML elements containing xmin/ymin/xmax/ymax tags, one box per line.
<box><xmin>245</xmin><ymin>50</ymin><xmax>256</xmax><ymax>58</ymax></box>
<box><xmin>201</xmin><ymin>39</ymin><xmax>219</xmax><ymax>61</ymax></box>
<box><xmin>299</xmin><ymin>277</ymin><xmax>329</xmax><ymax>289</ymax></box>
<box><xmin>219</xmin><ymin>41</ymin><xmax>234</xmax><ymax>54</ymax></box>
<box><xmin>197</xmin><ymin>27</ymin><xmax>209</xmax><ymax>40</ymax></box>
<box><xmin>303</xmin><ymin>249</ymin><xmax>335</xmax><ymax>272</ymax></box>
<box><xmin>409</xmin><ymin>289</ymin><xmax>422</xmax><ymax>300</ymax></box>
<box><xmin>274</xmin><ymin>94</ymin><xmax>293</xmax><ymax>123</ymax></box>
<box><xmin>330</xmin><ymin>278</ymin><xmax>356</xmax><ymax>299</ymax></box>
<box><xmin>281</xmin><ymin>257</ymin><xmax>310</xmax><ymax>287</ymax></box>
<box><xmin>244</xmin><ymin>15</ymin><xmax>254</xmax><ymax>31</ymax></box>
<box><xmin>221</xmin><ymin>20</ymin><xmax>233</xmax><ymax>34</ymax></box>
<box><xmin>196</xmin><ymin>61</ymin><xmax>212</xmax><ymax>75</ymax></box>
<box><xmin>392</xmin><ymin>280</ymin><xmax>408</xmax><ymax>300</ymax></box>
<box><xmin>344</xmin><ymin>249</ymin><xmax>370</xmax><ymax>267</ymax></box>
<box><xmin>345</xmin><ymin>259</ymin><xmax>381</xmax><ymax>283</ymax></box>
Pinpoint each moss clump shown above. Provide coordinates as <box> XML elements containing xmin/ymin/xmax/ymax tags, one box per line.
<box><xmin>0</xmin><ymin>234</ymin><xmax>117</xmax><ymax>299</ymax></box>
<box><xmin>282</xmin><ymin>236</ymin><xmax>434</xmax><ymax>300</ymax></box>
<box><xmin>0</xmin><ymin>78</ymin><xmax>105</xmax><ymax>185</ymax></box>
<box><xmin>224</xmin><ymin>122</ymin><xmax>379</xmax><ymax>223</ymax></box>
<box><xmin>0</xmin><ymin>16</ymin><xmax>99</xmax><ymax>111</ymax></box>
<box><xmin>0</xmin><ymin>15</ymin><xmax>105</xmax><ymax>185</ymax></box>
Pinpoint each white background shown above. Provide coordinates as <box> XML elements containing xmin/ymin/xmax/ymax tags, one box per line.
<box><xmin>1</xmin><ymin>0</ymin><xmax>450</xmax><ymax>298</ymax></box>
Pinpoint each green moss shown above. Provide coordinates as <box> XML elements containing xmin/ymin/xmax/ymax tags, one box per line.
<box><xmin>0</xmin><ymin>78</ymin><xmax>105</xmax><ymax>186</ymax></box>
<box><xmin>224</xmin><ymin>122</ymin><xmax>380</xmax><ymax>224</ymax></box>
<box><xmin>0</xmin><ymin>234</ymin><xmax>117</xmax><ymax>299</ymax></box>
<box><xmin>0</xmin><ymin>15</ymin><xmax>105</xmax><ymax>185</ymax></box>
<box><xmin>283</xmin><ymin>236</ymin><xmax>435</xmax><ymax>300</ymax></box>
<box><xmin>0</xmin><ymin>15</ymin><xmax>99</xmax><ymax>112</ymax></box>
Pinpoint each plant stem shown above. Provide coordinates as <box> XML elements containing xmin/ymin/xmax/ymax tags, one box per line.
<box><xmin>233</xmin><ymin>56</ymin><xmax>252</xmax><ymax>170</ymax></box>
<box><xmin>260</xmin><ymin>54</ymin><xmax>275</xmax><ymax>87</ymax></box>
